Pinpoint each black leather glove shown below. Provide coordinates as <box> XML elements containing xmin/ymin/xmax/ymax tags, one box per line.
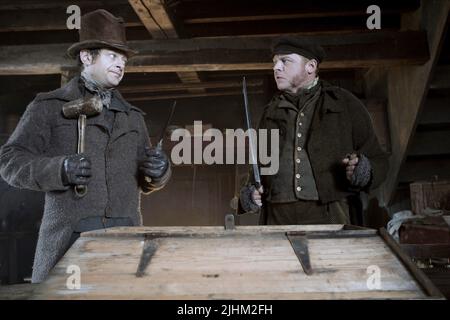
<box><xmin>61</xmin><ymin>154</ymin><xmax>92</xmax><ymax>186</ymax></box>
<box><xmin>139</xmin><ymin>146</ymin><xmax>169</xmax><ymax>182</ymax></box>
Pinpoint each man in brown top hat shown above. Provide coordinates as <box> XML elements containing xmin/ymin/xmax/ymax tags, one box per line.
<box><xmin>0</xmin><ymin>9</ymin><xmax>171</xmax><ymax>282</ymax></box>
<box><xmin>239</xmin><ymin>36</ymin><xmax>388</xmax><ymax>225</ymax></box>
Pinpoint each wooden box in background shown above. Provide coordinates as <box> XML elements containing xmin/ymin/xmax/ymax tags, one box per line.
<box><xmin>410</xmin><ymin>180</ymin><xmax>450</xmax><ymax>215</ymax></box>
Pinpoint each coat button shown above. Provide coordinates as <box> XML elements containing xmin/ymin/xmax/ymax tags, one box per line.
<box><xmin>296</xmin><ymin>159</ymin><xmax>301</xmax><ymax>163</ymax></box>
<box><xmin>296</xmin><ymin>186</ymin><xmax>302</xmax><ymax>192</ymax></box>
<box><xmin>297</xmin><ymin>133</ymin><xmax>302</xmax><ymax>138</ymax></box>
<box><xmin>298</xmin><ymin>122</ymin><xmax>303</xmax><ymax>126</ymax></box>
<box><xmin>300</xmin><ymin>112</ymin><xmax>305</xmax><ymax>117</ymax></box>
<box><xmin>297</xmin><ymin>147</ymin><xmax>302</xmax><ymax>151</ymax></box>
<box><xmin>296</xmin><ymin>174</ymin><xmax>301</xmax><ymax>179</ymax></box>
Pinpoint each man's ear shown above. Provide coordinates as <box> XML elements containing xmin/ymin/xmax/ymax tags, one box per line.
<box><xmin>79</xmin><ymin>50</ymin><xmax>93</xmax><ymax>66</ymax></box>
<box><xmin>306</xmin><ymin>59</ymin><xmax>318</xmax><ymax>75</ymax></box>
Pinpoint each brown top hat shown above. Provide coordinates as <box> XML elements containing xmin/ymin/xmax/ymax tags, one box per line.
<box><xmin>67</xmin><ymin>9</ymin><xmax>138</xmax><ymax>59</ymax></box>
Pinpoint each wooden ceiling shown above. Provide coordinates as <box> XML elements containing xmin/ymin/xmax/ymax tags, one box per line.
<box><xmin>0</xmin><ymin>0</ymin><xmax>425</xmax><ymax>103</ymax></box>
<box><xmin>0</xmin><ymin>0</ymin><xmax>420</xmax><ymax>39</ymax></box>
<box><xmin>0</xmin><ymin>0</ymin><xmax>429</xmax><ymax>136</ymax></box>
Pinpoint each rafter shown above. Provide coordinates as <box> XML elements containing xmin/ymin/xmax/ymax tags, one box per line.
<box><xmin>125</xmin><ymin>89</ymin><xmax>264</xmax><ymax>101</ymax></box>
<box><xmin>129</xmin><ymin>0</ymin><xmax>204</xmax><ymax>94</ymax></box>
<box><xmin>119</xmin><ymin>79</ymin><xmax>263</xmax><ymax>93</ymax></box>
<box><xmin>0</xmin><ymin>31</ymin><xmax>430</xmax><ymax>75</ymax></box>
<box><xmin>0</xmin><ymin>4</ymin><xmax>140</xmax><ymax>32</ymax></box>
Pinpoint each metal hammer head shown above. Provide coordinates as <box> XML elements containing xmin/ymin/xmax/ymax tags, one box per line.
<box><xmin>62</xmin><ymin>96</ymin><xmax>103</xmax><ymax>119</ymax></box>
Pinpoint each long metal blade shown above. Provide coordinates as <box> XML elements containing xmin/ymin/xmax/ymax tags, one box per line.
<box><xmin>157</xmin><ymin>100</ymin><xmax>177</xmax><ymax>148</ymax></box>
<box><xmin>242</xmin><ymin>77</ymin><xmax>261</xmax><ymax>188</ymax></box>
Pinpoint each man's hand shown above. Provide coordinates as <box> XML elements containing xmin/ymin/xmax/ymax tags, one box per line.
<box><xmin>342</xmin><ymin>153</ymin><xmax>359</xmax><ymax>182</ymax></box>
<box><xmin>343</xmin><ymin>153</ymin><xmax>373</xmax><ymax>188</ymax></box>
<box><xmin>62</xmin><ymin>154</ymin><xmax>92</xmax><ymax>186</ymax></box>
<box><xmin>240</xmin><ymin>184</ymin><xmax>264</xmax><ymax>213</ymax></box>
<box><xmin>251</xmin><ymin>185</ymin><xmax>264</xmax><ymax>207</ymax></box>
<box><xmin>139</xmin><ymin>146</ymin><xmax>169</xmax><ymax>181</ymax></box>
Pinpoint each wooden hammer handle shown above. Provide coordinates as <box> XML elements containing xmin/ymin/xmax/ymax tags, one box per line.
<box><xmin>75</xmin><ymin>114</ymin><xmax>87</xmax><ymax>198</ymax></box>
<box><xmin>77</xmin><ymin>114</ymin><xmax>86</xmax><ymax>154</ymax></box>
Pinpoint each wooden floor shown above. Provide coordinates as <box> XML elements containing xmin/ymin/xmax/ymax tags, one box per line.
<box><xmin>24</xmin><ymin>225</ymin><xmax>443</xmax><ymax>299</ymax></box>
<box><xmin>0</xmin><ymin>283</ymin><xmax>36</xmax><ymax>300</ymax></box>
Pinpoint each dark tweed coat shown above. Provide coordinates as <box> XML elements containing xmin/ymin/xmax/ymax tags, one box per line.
<box><xmin>0</xmin><ymin>76</ymin><xmax>171</xmax><ymax>282</ymax></box>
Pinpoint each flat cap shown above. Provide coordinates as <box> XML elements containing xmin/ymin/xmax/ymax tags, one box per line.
<box><xmin>272</xmin><ymin>36</ymin><xmax>326</xmax><ymax>63</ymax></box>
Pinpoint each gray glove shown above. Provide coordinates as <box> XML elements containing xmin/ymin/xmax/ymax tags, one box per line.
<box><xmin>239</xmin><ymin>185</ymin><xmax>261</xmax><ymax>213</ymax></box>
<box><xmin>61</xmin><ymin>154</ymin><xmax>92</xmax><ymax>186</ymax></box>
<box><xmin>351</xmin><ymin>154</ymin><xmax>372</xmax><ymax>188</ymax></box>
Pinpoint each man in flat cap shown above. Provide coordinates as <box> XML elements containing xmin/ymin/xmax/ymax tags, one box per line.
<box><xmin>239</xmin><ymin>36</ymin><xmax>388</xmax><ymax>225</ymax></box>
<box><xmin>0</xmin><ymin>9</ymin><xmax>171</xmax><ymax>282</ymax></box>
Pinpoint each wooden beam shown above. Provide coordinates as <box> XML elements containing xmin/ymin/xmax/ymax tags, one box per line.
<box><xmin>0</xmin><ymin>0</ymin><xmax>128</xmax><ymax>10</ymax></box>
<box><xmin>129</xmin><ymin>0</ymin><xmax>171</xmax><ymax>38</ymax></box>
<box><xmin>141</xmin><ymin>0</ymin><xmax>178</xmax><ymax>38</ymax></box>
<box><xmin>184</xmin><ymin>10</ymin><xmax>412</xmax><ymax>25</ymax></box>
<box><xmin>184</xmin><ymin>18</ymin><xmax>401</xmax><ymax>38</ymax></box>
<box><xmin>119</xmin><ymin>79</ymin><xmax>263</xmax><ymax>93</ymax></box>
<box><xmin>177</xmin><ymin>0</ymin><xmax>420</xmax><ymax>22</ymax></box>
<box><xmin>0</xmin><ymin>31</ymin><xmax>430</xmax><ymax>75</ymax></box>
<box><xmin>125</xmin><ymin>89</ymin><xmax>264</xmax><ymax>101</ymax></box>
<box><xmin>381</xmin><ymin>0</ymin><xmax>450</xmax><ymax>206</ymax></box>
<box><xmin>184</xmin><ymin>13</ymin><xmax>367</xmax><ymax>24</ymax></box>
<box><xmin>175</xmin><ymin>71</ymin><xmax>204</xmax><ymax>94</ymax></box>
<box><xmin>176</xmin><ymin>0</ymin><xmax>417</xmax><ymax>36</ymax></box>
<box><xmin>0</xmin><ymin>4</ymin><xmax>141</xmax><ymax>32</ymax></box>
<box><xmin>129</xmin><ymin>0</ymin><xmax>203</xmax><ymax>93</ymax></box>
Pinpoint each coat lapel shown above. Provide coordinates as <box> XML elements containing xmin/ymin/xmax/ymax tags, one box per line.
<box><xmin>110</xmin><ymin>92</ymin><xmax>137</xmax><ymax>142</ymax></box>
